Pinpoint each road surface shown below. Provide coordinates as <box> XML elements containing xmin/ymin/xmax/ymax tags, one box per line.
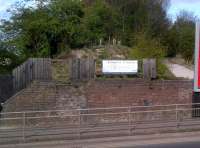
<box><xmin>2</xmin><ymin>131</ymin><xmax>200</xmax><ymax>148</ymax></box>
<box><xmin>134</xmin><ymin>141</ymin><xmax>200</xmax><ymax>148</ymax></box>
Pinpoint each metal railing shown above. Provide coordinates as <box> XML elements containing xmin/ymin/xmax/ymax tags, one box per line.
<box><xmin>0</xmin><ymin>103</ymin><xmax>200</xmax><ymax>144</ymax></box>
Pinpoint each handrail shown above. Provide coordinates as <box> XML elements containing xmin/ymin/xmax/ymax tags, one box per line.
<box><xmin>0</xmin><ymin>102</ymin><xmax>198</xmax><ymax>115</ymax></box>
<box><xmin>1</xmin><ymin>107</ymin><xmax>200</xmax><ymax>120</ymax></box>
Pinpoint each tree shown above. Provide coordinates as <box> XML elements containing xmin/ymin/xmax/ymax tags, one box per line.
<box><xmin>129</xmin><ymin>32</ymin><xmax>169</xmax><ymax>79</ymax></box>
<box><xmin>48</xmin><ymin>0</ymin><xmax>86</xmax><ymax>52</ymax></box>
<box><xmin>130</xmin><ymin>32</ymin><xmax>166</xmax><ymax>59</ymax></box>
<box><xmin>1</xmin><ymin>0</ymin><xmax>86</xmax><ymax>58</ymax></box>
<box><xmin>0</xmin><ymin>42</ymin><xmax>21</xmax><ymax>74</ymax></box>
<box><xmin>164</xmin><ymin>26</ymin><xmax>179</xmax><ymax>57</ymax></box>
<box><xmin>84</xmin><ymin>0</ymin><xmax>121</xmax><ymax>44</ymax></box>
<box><xmin>0</xmin><ymin>0</ymin><xmax>174</xmax><ymax>62</ymax></box>
<box><xmin>172</xmin><ymin>11</ymin><xmax>196</xmax><ymax>62</ymax></box>
<box><xmin>107</xmin><ymin>0</ymin><xmax>170</xmax><ymax>46</ymax></box>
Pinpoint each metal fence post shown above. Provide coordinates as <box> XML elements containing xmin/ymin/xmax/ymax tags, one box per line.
<box><xmin>133</xmin><ymin>111</ymin><xmax>136</xmax><ymax>135</ymax></box>
<box><xmin>176</xmin><ymin>105</ymin><xmax>179</xmax><ymax>129</ymax></box>
<box><xmin>22</xmin><ymin>112</ymin><xmax>26</xmax><ymax>142</ymax></box>
<box><xmin>128</xmin><ymin>107</ymin><xmax>131</xmax><ymax>135</ymax></box>
<box><xmin>176</xmin><ymin>105</ymin><xmax>178</xmax><ymax>121</ymax></box>
<box><xmin>79</xmin><ymin>110</ymin><xmax>81</xmax><ymax>139</ymax></box>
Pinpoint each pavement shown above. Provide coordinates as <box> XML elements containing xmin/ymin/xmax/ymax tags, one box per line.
<box><xmin>165</xmin><ymin>61</ymin><xmax>194</xmax><ymax>79</ymax></box>
<box><xmin>2</xmin><ymin>131</ymin><xmax>200</xmax><ymax>148</ymax></box>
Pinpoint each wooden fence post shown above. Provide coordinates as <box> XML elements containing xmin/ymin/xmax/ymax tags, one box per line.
<box><xmin>150</xmin><ymin>59</ymin><xmax>157</xmax><ymax>79</ymax></box>
<box><xmin>143</xmin><ymin>59</ymin><xmax>157</xmax><ymax>80</ymax></box>
<box><xmin>143</xmin><ymin>59</ymin><xmax>150</xmax><ymax>80</ymax></box>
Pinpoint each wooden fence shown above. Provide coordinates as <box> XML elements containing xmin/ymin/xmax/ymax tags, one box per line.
<box><xmin>51</xmin><ymin>58</ymin><xmax>95</xmax><ymax>82</ymax></box>
<box><xmin>12</xmin><ymin>58</ymin><xmax>96</xmax><ymax>93</ymax></box>
<box><xmin>70</xmin><ymin>58</ymin><xmax>95</xmax><ymax>81</ymax></box>
<box><xmin>12</xmin><ymin>58</ymin><xmax>52</xmax><ymax>93</ymax></box>
<box><xmin>12</xmin><ymin>58</ymin><xmax>156</xmax><ymax>93</ymax></box>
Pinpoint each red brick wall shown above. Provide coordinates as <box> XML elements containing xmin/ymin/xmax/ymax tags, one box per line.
<box><xmin>3</xmin><ymin>80</ymin><xmax>193</xmax><ymax>113</ymax></box>
<box><xmin>86</xmin><ymin>80</ymin><xmax>193</xmax><ymax>108</ymax></box>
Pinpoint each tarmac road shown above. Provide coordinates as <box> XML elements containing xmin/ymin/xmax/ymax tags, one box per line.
<box><xmin>3</xmin><ymin>141</ymin><xmax>200</xmax><ymax>148</ymax></box>
<box><xmin>2</xmin><ymin>131</ymin><xmax>200</xmax><ymax>148</ymax></box>
<box><xmin>134</xmin><ymin>141</ymin><xmax>200</xmax><ymax>148</ymax></box>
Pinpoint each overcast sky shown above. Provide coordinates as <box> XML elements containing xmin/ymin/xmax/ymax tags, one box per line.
<box><xmin>0</xmin><ymin>0</ymin><xmax>200</xmax><ymax>20</ymax></box>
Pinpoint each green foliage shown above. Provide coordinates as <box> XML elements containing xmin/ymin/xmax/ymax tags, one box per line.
<box><xmin>114</xmin><ymin>0</ymin><xmax>170</xmax><ymax>46</ymax></box>
<box><xmin>1</xmin><ymin>0</ymin><xmax>86</xmax><ymax>58</ymax></box>
<box><xmin>0</xmin><ymin>0</ymin><xmax>171</xmax><ymax>60</ymax></box>
<box><xmin>164</xmin><ymin>27</ymin><xmax>179</xmax><ymax>57</ymax></box>
<box><xmin>157</xmin><ymin>60</ymin><xmax>175</xmax><ymax>79</ymax></box>
<box><xmin>129</xmin><ymin>33</ymin><xmax>166</xmax><ymax>59</ymax></box>
<box><xmin>178</xmin><ymin>25</ymin><xmax>195</xmax><ymax>62</ymax></box>
<box><xmin>0</xmin><ymin>49</ymin><xmax>21</xmax><ymax>74</ymax></box>
<box><xmin>129</xmin><ymin>33</ymin><xmax>172</xmax><ymax>79</ymax></box>
<box><xmin>50</xmin><ymin>0</ymin><xmax>86</xmax><ymax>49</ymax></box>
<box><xmin>165</xmin><ymin>11</ymin><xmax>196</xmax><ymax>61</ymax></box>
<box><xmin>84</xmin><ymin>0</ymin><xmax>121</xmax><ymax>43</ymax></box>
<box><xmin>175</xmin><ymin>12</ymin><xmax>195</xmax><ymax>62</ymax></box>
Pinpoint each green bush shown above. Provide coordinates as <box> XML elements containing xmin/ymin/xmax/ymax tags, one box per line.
<box><xmin>157</xmin><ymin>60</ymin><xmax>175</xmax><ymax>79</ymax></box>
<box><xmin>129</xmin><ymin>33</ymin><xmax>166</xmax><ymax>59</ymax></box>
<box><xmin>129</xmin><ymin>33</ymin><xmax>174</xmax><ymax>79</ymax></box>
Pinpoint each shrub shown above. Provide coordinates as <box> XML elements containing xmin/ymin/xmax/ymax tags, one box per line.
<box><xmin>129</xmin><ymin>32</ymin><xmax>166</xmax><ymax>59</ymax></box>
<box><xmin>129</xmin><ymin>33</ymin><xmax>174</xmax><ymax>79</ymax></box>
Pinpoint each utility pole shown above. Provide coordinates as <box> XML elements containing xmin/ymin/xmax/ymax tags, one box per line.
<box><xmin>193</xmin><ymin>22</ymin><xmax>200</xmax><ymax>116</ymax></box>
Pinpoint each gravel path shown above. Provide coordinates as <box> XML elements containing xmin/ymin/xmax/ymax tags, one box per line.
<box><xmin>166</xmin><ymin>62</ymin><xmax>194</xmax><ymax>80</ymax></box>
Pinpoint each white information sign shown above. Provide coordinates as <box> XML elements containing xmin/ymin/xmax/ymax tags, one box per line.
<box><xmin>102</xmin><ymin>60</ymin><xmax>138</xmax><ymax>74</ymax></box>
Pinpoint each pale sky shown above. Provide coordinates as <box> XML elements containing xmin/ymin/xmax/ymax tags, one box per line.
<box><xmin>0</xmin><ymin>0</ymin><xmax>200</xmax><ymax>20</ymax></box>
<box><xmin>168</xmin><ymin>0</ymin><xmax>200</xmax><ymax>20</ymax></box>
<box><xmin>0</xmin><ymin>0</ymin><xmax>17</xmax><ymax>19</ymax></box>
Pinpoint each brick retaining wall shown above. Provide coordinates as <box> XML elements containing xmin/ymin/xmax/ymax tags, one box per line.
<box><xmin>86</xmin><ymin>80</ymin><xmax>193</xmax><ymax>108</ymax></box>
<box><xmin>3</xmin><ymin>79</ymin><xmax>193</xmax><ymax>112</ymax></box>
<box><xmin>3</xmin><ymin>81</ymin><xmax>87</xmax><ymax>113</ymax></box>
<box><xmin>1</xmin><ymin>79</ymin><xmax>193</xmax><ymax>127</ymax></box>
